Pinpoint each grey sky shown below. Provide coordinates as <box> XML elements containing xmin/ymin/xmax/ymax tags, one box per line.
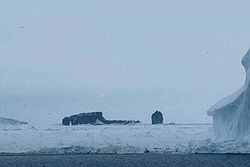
<box><xmin>0</xmin><ymin>1</ymin><xmax>250</xmax><ymax>124</ymax></box>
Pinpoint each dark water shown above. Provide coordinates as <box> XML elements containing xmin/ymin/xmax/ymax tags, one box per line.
<box><xmin>0</xmin><ymin>153</ymin><xmax>250</xmax><ymax>167</ymax></box>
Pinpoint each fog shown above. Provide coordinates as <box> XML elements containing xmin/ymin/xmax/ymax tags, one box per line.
<box><xmin>1</xmin><ymin>0</ymin><xmax>250</xmax><ymax>124</ymax></box>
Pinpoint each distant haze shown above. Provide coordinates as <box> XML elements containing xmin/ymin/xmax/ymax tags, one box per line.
<box><xmin>0</xmin><ymin>1</ymin><xmax>250</xmax><ymax>124</ymax></box>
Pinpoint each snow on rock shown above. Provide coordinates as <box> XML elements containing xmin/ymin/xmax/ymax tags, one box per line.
<box><xmin>207</xmin><ymin>48</ymin><xmax>250</xmax><ymax>139</ymax></box>
<box><xmin>0</xmin><ymin>117</ymin><xmax>27</xmax><ymax>126</ymax></box>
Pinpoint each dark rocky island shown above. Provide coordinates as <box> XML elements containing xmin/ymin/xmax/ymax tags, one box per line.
<box><xmin>62</xmin><ymin>112</ymin><xmax>140</xmax><ymax>125</ymax></box>
<box><xmin>151</xmin><ymin>111</ymin><xmax>163</xmax><ymax>124</ymax></box>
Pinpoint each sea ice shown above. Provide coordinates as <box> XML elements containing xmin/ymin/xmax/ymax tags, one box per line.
<box><xmin>0</xmin><ymin>124</ymin><xmax>211</xmax><ymax>154</ymax></box>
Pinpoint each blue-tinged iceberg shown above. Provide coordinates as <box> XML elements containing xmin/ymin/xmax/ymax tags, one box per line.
<box><xmin>208</xmin><ymin>48</ymin><xmax>250</xmax><ymax>139</ymax></box>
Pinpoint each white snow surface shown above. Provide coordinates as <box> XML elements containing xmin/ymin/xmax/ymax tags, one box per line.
<box><xmin>0</xmin><ymin>124</ymin><xmax>215</xmax><ymax>154</ymax></box>
<box><xmin>0</xmin><ymin>123</ymin><xmax>246</xmax><ymax>154</ymax></box>
<box><xmin>3</xmin><ymin>123</ymin><xmax>250</xmax><ymax>154</ymax></box>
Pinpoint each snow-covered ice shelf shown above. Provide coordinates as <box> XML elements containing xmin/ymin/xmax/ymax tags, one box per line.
<box><xmin>2</xmin><ymin>123</ymin><xmax>250</xmax><ymax>154</ymax></box>
<box><xmin>0</xmin><ymin>124</ymin><xmax>212</xmax><ymax>154</ymax></box>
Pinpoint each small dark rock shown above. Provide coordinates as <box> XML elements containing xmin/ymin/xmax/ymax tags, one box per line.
<box><xmin>144</xmin><ymin>148</ymin><xmax>150</xmax><ymax>153</ymax></box>
<box><xmin>151</xmin><ymin>111</ymin><xmax>163</xmax><ymax>124</ymax></box>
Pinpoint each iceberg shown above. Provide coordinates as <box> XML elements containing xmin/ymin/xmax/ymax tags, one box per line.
<box><xmin>207</xmin><ymin>48</ymin><xmax>250</xmax><ymax>139</ymax></box>
<box><xmin>0</xmin><ymin>117</ymin><xmax>27</xmax><ymax>126</ymax></box>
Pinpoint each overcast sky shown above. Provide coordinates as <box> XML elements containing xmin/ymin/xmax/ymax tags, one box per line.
<box><xmin>1</xmin><ymin>0</ymin><xmax>250</xmax><ymax>90</ymax></box>
<box><xmin>1</xmin><ymin>1</ymin><xmax>250</xmax><ymax>124</ymax></box>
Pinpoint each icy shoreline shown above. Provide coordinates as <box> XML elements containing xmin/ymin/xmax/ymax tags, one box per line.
<box><xmin>0</xmin><ymin>124</ymin><xmax>211</xmax><ymax>154</ymax></box>
<box><xmin>2</xmin><ymin>123</ymin><xmax>250</xmax><ymax>154</ymax></box>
